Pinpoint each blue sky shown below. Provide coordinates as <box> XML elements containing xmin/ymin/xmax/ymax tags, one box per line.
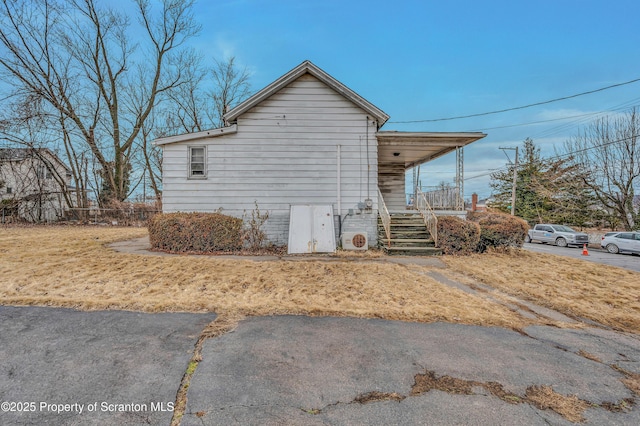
<box><xmin>190</xmin><ymin>0</ymin><xmax>640</xmax><ymax>199</ymax></box>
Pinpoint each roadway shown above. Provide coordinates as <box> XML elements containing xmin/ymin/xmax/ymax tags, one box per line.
<box><xmin>523</xmin><ymin>241</ymin><xmax>640</xmax><ymax>272</ymax></box>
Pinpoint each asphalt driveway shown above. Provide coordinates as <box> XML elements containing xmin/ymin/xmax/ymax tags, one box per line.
<box><xmin>2</xmin><ymin>307</ymin><xmax>640</xmax><ymax>425</ymax></box>
<box><xmin>184</xmin><ymin>316</ymin><xmax>640</xmax><ymax>426</ymax></box>
<box><xmin>0</xmin><ymin>306</ymin><xmax>215</xmax><ymax>425</ymax></box>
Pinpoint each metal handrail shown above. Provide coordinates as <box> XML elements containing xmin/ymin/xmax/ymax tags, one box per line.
<box><xmin>416</xmin><ymin>188</ymin><xmax>438</xmax><ymax>246</ymax></box>
<box><xmin>377</xmin><ymin>188</ymin><xmax>391</xmax><ymax>248</ymax></box>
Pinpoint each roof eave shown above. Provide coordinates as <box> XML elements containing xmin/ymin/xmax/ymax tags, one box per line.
<box><xmin>153</xmin><ymin>124</ymin><xmax>238</xmax><ymax>146</ymax></box>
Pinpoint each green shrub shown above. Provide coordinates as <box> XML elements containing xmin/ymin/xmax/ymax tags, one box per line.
<box><xmin>148</xmin><ymin>212</ymin><xmax>243</xmax><ymax>253</ymax></box>
<box><xmin>436</xmin><ymin>216</ymin><xmax>481</xmax><ymax>255</ymax></box>
<box><xmin>467</xmin><ymin>212</ymin><xmax>529</xmax><ymax>252</ymax></box>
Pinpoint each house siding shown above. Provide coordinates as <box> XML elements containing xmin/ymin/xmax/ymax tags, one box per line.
<box><xmin>161</xmin><ymin>74</ymin><xmax>379</xmax><ymax>246</ymax></box>
<box><xmin>0</xmin><ymin>149</ymin><xmax>71</xmax><ymax>222</ymax></box>
<box><xmin>378</xmin><ymin>163</ymin><xmax>406</xmax><ymax>211</ymax></box>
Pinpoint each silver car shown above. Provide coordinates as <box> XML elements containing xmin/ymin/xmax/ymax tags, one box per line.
<box><xmin>601</xmin><ymin>231</ymin><xmax>640</xmax><ymax>254</ymax></box>
<box><xmin>526</xmin><ymin>224</ymin><xmax>589</xmax><ymax>247</ymax></box>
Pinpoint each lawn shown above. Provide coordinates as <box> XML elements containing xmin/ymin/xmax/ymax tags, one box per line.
<box><xmin>1</xmin><ymin>226</ymin><xmax>639</xmax><ymax>334</ymax></box>
<box><xmin>444</xmin><ymin>251</ymin><xmax>640</xmax><ymax>333</ymax></box>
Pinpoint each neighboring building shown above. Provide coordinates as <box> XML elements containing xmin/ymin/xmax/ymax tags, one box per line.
<box><xmin>0</xmin><ymin>148</ymin><xmax>72</xmax><ymax>222</ymax></box>
<box><xmin>466</xmin><ymin>193</ymin><xmax>491</xmax><ymax>212</ymax></box>
<box><xmin>154</xmin><ymin>61</ymin><xmax>486</xmax><ymax>248</ymax></box>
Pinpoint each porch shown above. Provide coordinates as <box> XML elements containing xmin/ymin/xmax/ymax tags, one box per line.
<box><xmin>376</xmin><ymin>131</ymin><xmax>486</xmax><ymax>252</ymax></box>
<box><xmin>377</xmin><ymin>131</ymin><xmax>486</xmax><ymax>212</ymax></box>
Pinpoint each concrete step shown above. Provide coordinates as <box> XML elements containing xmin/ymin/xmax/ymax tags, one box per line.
<box><xmin>383</xmin><ymin>246</ymin><xmax>442</xmax><ymax>256</ymax></box>
<box><xmin>378</xmin><ymin>212</ymin><xmax>438</xmax><ymax>256</ymax></box>
<box><xmin>380</xmin><ymin>238</ymin><xmax>435</xmax><ymax>244</ymax></box>
<box><xmin>380</xmin><ymin>238</ymin><xmax>435</xmax><ymax>248</ymax></box>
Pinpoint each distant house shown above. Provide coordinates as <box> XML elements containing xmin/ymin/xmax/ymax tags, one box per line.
<box><xmin>154</xmin><ymin>61</ymin><xmax>485</xmax><ymax>249</ymax></box>
<box><xmin>466</xmin><ymin>193</ymin><xmax>492</xmax><ymax>212</ymax></box>
<box><xmin>0</xmin><ymin>148</ymin><xmax>72</xmax><ymax>222</ymax></box>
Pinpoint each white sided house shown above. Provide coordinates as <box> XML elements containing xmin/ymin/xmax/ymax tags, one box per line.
<box><xmin>0</xmin><ymin>148</ymin><xmax>73</xmax><ymax>223</ymax></box>
<box><xmin>155</xmin><ymin>61</ymin><xmax>485</xmax><ymax>252</ymax></box>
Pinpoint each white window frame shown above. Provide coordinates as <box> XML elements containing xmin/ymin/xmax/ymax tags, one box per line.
<box><xmin>188</xmin><ymin>146</ymin><xmax>207</xmax><ymax>179</ymax></box>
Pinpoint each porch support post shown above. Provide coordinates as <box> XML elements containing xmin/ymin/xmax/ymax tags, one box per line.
<box><xmin>455</xmin><ymin>146</ymin><xmax>464</xmax><ymax>210</ymax></box>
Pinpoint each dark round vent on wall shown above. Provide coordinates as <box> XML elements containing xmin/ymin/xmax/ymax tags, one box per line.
<box><xmin>352</xmin><ymin>234</ymin><xmax>367</xmax><ymax>248</ymax></box>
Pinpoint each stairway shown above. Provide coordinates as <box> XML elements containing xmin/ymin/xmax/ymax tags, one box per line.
<box><xmin>378</xmin><ymin>212</ymin><xmax>442</xmax><ymax>256</ymax></box>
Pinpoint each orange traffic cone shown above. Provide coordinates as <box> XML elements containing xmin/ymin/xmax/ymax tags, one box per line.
<box><xmin>582</xmin><ymin>244</ymin><xmax>589</xmax><ymax>256</ymax></box>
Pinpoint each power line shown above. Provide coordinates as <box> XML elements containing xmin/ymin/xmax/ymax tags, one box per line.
<box><xmin>463</xmin><ymin>134</ymin><xmax>637</xmax><ymax>183</ymax></box>
<box><xmin>465</xmin><ymin>108</ymin><xmax>633</xmax><ymax>132</ymax></box>
<box><xmin>389</xmin><ymin>77</ymin><xmax>640</xmax><ymax>124</ymax></box>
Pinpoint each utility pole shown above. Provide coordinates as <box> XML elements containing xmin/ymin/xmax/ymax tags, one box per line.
<box><xmin>499</xmin><ymin>147</ymin><xmax>519</xmax><ymax>216</ymax></box>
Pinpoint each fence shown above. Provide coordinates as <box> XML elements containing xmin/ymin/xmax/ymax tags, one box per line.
<box><xmin>64</xmin><ymin>207</ymin><xmax>160</xmax><ymax>225</ymax></box>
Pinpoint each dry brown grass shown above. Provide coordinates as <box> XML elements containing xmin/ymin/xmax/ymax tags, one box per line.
<box><xmin>444</xmin><ymin>250</ymin><xmax>640</xmax><ymax>334</ymax></box>
<box><xmin>410</xmin><ymin>370</ymin><xmax>598</xmax><ymax>422</ymax></box>
<box><xmin>525</xmin><ymin>385</ymin><xmax>590</xmax><ymax>423</ymax></box>
<box><xmin>0</xmin><ymin>226</ymin><xmax>527</xmax><ymax>330</ymax></box>
<box><xmin>621</xmin><ymin>375</ymin><xmax>640</xmax><ymax>396</ymax></box>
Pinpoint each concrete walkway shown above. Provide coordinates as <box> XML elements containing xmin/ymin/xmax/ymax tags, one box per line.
<box><xmin>108</xmin><ymin>236</ymin><xmax>446</xmax><ymax>267</ymax></box>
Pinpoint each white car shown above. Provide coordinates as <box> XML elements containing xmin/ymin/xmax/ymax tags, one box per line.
<box><xmin>601</xmin><ymin>231</ymin><xmax>640</xmax><ymax>254</ymax></box>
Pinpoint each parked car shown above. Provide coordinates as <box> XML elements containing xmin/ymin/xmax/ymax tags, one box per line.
<box><xmin>525</xmin><ymin>224</ymin><xmax>589</xmax><ymax>247</ymax></box>
<box><xmin>600</xmin><ymin>231</ymin><xmax>640</xmax><ymax>254</ymax></box>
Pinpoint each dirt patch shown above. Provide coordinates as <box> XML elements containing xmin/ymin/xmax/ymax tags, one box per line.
<box><xmin>411</xmin><ymin>370</ymin><xmax>475</xmax><ymax>395</ymax></box>
<box><xmin>622</xmin><ymin>376</ymin><xmax>640</xmax><ymax>397</ymax></box>
<box><xmin>578</xmin><ymin>349</ymin><xmax>602</xmax><ymax>363</ymax></box>
<box><xmin>411</xmin><ymin>371</ymin><xmax>522</xmax><ymax>404</ymax></box>
<box><xmin>483</xmin><ymin>382</ymin><xmax>524</xmax><ymax>404</ymax></box>
<box><xmin>600</xmin><ymin>398</ymin><xmax>635</xmax><ymax>412</ymax></box>
<box><xmin>352</xmin><ymin>391</ymin><xmax>406</xmax><ymax>404</ymax></box>
<box><xmin>611</xmin><ymin>364</ymin><xmax>640</xmax><ymax>397</ymax></box>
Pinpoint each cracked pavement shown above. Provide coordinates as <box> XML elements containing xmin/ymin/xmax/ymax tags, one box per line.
<box><xmin>0</xmin><ymin>306</ymin><xmax>216</xmax><ymax>426</ymax></box>
<box><xmin>183</xmin><ymin>316</ymin><xmax>640</xmax><ymax>425</ymax></box>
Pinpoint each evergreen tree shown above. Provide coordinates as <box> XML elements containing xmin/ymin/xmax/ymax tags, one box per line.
<box><xmin>490</xmin><ymin>138</ymin><xmax>595</xmax><ymax>225</ymax></box>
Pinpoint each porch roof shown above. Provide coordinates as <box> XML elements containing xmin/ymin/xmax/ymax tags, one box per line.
<box><xmin>376</xmin><ymin>131</ymin><xmax>487</xmax><ymax>169</ymax></box>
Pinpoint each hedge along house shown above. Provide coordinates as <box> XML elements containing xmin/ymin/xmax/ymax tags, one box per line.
<box><xmin>154</xmin><ymin>61</ymin><xmax>486</xmax><ymax>251</ymax></box>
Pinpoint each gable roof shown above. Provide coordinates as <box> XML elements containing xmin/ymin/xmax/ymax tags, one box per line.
<box><xmin>224</xmin><ymin>60</ymin><xmax>390</xmax><ymax>127</ymax></box>
<box><xmin>0</xmin><ymin>147</ymin><xmax>71</xmax><ymax>172</ymax></box>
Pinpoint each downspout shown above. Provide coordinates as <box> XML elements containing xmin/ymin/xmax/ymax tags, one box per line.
<box><xmin>366</xmin><ymin>116</ymin><xmax>370</xmax><ymax>200</ymax></box>
<box><xmin>337</xmin><ymin>144</ymin><xmax>341</xmax><ymax>214</ymax></box>
<box><xmin>337</xmin><ymin>144</ymin><xmax>342</xmax><ymax>237</ymax></box>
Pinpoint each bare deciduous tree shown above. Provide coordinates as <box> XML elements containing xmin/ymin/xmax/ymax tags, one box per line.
<box><xmin>0</xmin><ymin>0</ymin><xmax>200</xmax><ymax>204</ymax></box>
<box><xmin>565</xmin><ymin>108</ymin><xmax>640</xmax><ymax>230</ymax></box>
<box><xmin>140</xmin><ymin>56</ymin><xmax>252</xmax><ymax>202</ymax></box>
<box><xmin>212</xmin><ymin>57</ymin><xmax>252</xmax><ymax>127</ymax></box>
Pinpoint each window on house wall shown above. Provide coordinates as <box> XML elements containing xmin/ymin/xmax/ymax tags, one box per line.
<box><xmin>6</xmin><ymin>187</ymin><xmax>11</xmax><ymax>194</ymax></box>
<box><xmin>37</xmin><ymin>164</ymin><xmax>53</xmax><ymax>180</ymax></box>
<box><xmin>189</xmin><ymin>146</ymin><xmax>206</xmax><ymax>178</ymax></box>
